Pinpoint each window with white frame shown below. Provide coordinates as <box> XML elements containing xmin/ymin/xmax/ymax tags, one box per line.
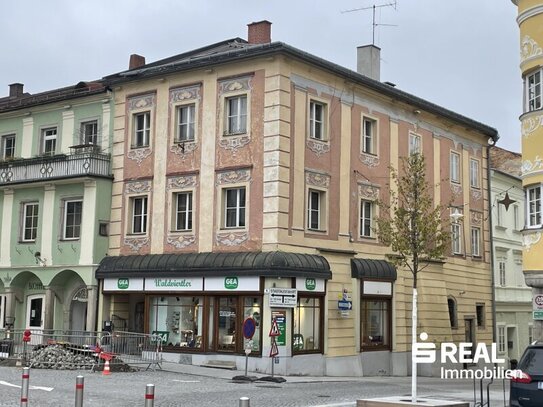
<box><xmin>498</xmin><ymin>326</ymin><xmax>506</xmax><ymax>353</ymax></box>
<box><xmin>360</xmin><ymin>200</ymin><xmax>373</xmax><ymax>237</ymax></box>
<box><xmin>409</xmin><ymin>133</ymin><xmax>421</xmax><ymax>155</ymax></box>
<box><xmin>471</xmin><ymin>227</ymin><xmax>481</xmax><ymax>257</ymax></box>
<box><xmin>22</xmin><ymin>202</ymin><xmax>39</xmax><ymax>242</ymax></box>
<box><xmin>450</xmin><ymin>151</ymin><xmax>460</xmax><ymax>183</ymax></box>
<box><xmin>469</xmin><ymin>159</ymin><xmax>480</xmax><ymax>189</ymax></box>
<box><xmin>362</xmin><ymin>117</ymin><xmax>377</xmax><ymax>155</ymax></box>
<box><xmin>513</xmin><ymin>205</ymin><xmax>520</xmax><ymax>230</ymax></box>
<box><xmin>527</xmin><ymin>185</ymin><xmax>542</xmax><ymax>228</ymax></box>
<box><xmin>307</xmin><ymin>189</ymin><xmax>326</xmax><ymax>231</ymax></box>
<box><xmin>499</xmin><ymin>261</ymin><xmax>506</xmax><ymax>286</ymax></box>
<box><xmin>527</xmin><ymin>70</ymin><xmax>542</xmax><ymax>112</ymax></box>
<box><xmin>63</xmin><ymin>199</ymin><xmax>82</xmax><ymax>240</ymax></box>
<box><xmin>81</xmin><ymin>120</ymin><xmax>98</xmax><ymax>145</ymax></box>
<box><xmin>309</xmin><ymin>101</ymin><xmax>326</xmax><ymax>140</ymax></box>
<box><xmin>176</xmin><ymin>104</ymin><xmax>195</xmax><ymax>142</ymax></box>
<box><xmin>41</xmin><ymin>127</ymin><xmax>57</xmax><ymax>155</ymax></box>
<box><xmin>133</xmin><ymin>112</ymin><xmax>150</xmax><ymax>148</ymax></box>
<box><xmin>1</xmin><ymin>134</ymin><xmax>15</xmax><ymax>159</ymax></box>
<box><xmin>130</xmin><ymin>196</ymin><xmax>148</xmax><ymax>234</ymax></box>
<box><xmin>225</xmin><ymin>95</ymin><xmax>247</xmax><ymax>135</ymax></box>
<box><xmin>174</xmin><ymin>191</ymin><xmax>193</xmax><ymax>231</ymax></box>
<box><xmin>224</xmin><ymin>187</ymin><xmax>246</xmax><ymax>228</ymax></box>
<box><xmin>451</xmin><ymin>222</ymin><xmax>462</xmax><ymax>254</ymax></box>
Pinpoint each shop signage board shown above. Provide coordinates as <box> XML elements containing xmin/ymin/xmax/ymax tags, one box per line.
<box><xmin>151</xmin><ymin>331</ymin><xmax>169</xmax><ymax>344</ymax></box>
<box><xmin>144</xmin><ymin>277</ymin><xmax>203</xmax><ymax>291</ymax></box>
<box><xmin>296</xmin><ymin>278</ymin><xmax>325</xmax><ymax>292</ymax></box>
<box><xmin>269</xmin><ymin>288</ymin><xmax>297</xmax><ymax>308</ymax></box>
<box><xmin>204</xmin><ymin>276</ymin><xmax>260</xmax><ymax>291</ymax></box>
<box><xmin>103</xmin><ymin>278</ymin><xmax>144</xmax><ymax>292</ymax></box>
<box><xmin>534</xmin><ymin>311</ymin><xmax>543</xmax><ymax>320</ymax></box>
<box><xmin>271</xmin><ymin>311</ymin><xmax>286</xmax><ymax>346</ymax></box>
<box><xmin>363</xmin><ymin>281</ymin><xmax>392</xmax><ymax>295</ymax></box>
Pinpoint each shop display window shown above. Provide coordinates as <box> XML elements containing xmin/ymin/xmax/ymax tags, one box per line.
<box><xmin>243</xmin><ymin>297</ymin><xmax>261</xmax><ymax>352</ymax></box>
<box><xmin>293</xmin><ymin>296</ymin><xmax>322</xmax><ymax>354</ymax></box>
<box><xmin>361</xmin><ymin>298</ymin><xmax>391</xmax><ymax>350</ymax></box>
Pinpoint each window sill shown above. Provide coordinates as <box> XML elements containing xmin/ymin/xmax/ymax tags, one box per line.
<box><xmin>170</xmin><ymin>230</ymin><xmax>193</xmax><ymax>234</ymax></box>
<box><xmin>223</xmin><ymin>131</ymin><xmax>247</xmax><ymax>137</ymax></box>
<box><xmin>130</xmin><ymin>145</ymin><xmax>150</xmax><ymax>150</ymax></box>
<box><xmin>361</xmin><ymin>151</ymin><xmax>378</xmax><ymax>158</ymax></box>
<box><xmin>450</xmin><ymin>180</ymin><xmax>461</xmax><ymax>186</ymax></box>
<box><xmin>18</xmin><ymin>240</ymin><xmax>36</xmax><ymax>244</ymax></box>
<box><xmin>360</xmin><ymin>346</ymin><xmax>391</xmax><ymax>352</ymax></box>
<box><xmin>495</xmin><ymin>225</ymin><xmax>506</xmax><ymax>231</ymax></box>
<box><xmin>308</xmin><ymin>137</ymin><xmax>329</xmax><ymax>143</ymax></box>
<box><xmin>306</xmin><ymin>228</ymin><xmax>327</xmax><ymax>234</ymax></box>
<box><xmin>359</xmin><ymin>235</ymin><xmax>376</xmax><ymax>241</ymax></box>
<box><xmin>174</xmin><ymin>139</ymin><xmax>196</xmax><ymax>144</ymax></box>
<box><xmin>60</xmin><ymin>238</ymin><xmax>80</xmax><ymax>242</ymax></box>
<box><xmin>126</xmin><ymin>233</ymin><xmax>148</xmax><ymax>237</ymax></box>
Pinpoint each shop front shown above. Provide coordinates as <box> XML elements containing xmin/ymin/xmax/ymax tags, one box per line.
<box><xmin>96</xmin><ymin>251</ymin><xmax>331</xmax><ymax>373</ymax></box>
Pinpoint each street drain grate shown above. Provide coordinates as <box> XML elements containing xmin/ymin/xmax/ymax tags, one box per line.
<box><xmin>317</xmin><ymin>395</ymin><xmax>331</xmax><ymax>398</ymax></box>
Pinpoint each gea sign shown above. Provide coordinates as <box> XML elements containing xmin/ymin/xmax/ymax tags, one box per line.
<box><xmin>117</xmin><ymin>278</ymin><xmax>129</xmax><ymax>290</ymax></box>
<box><xmin>225</xmin><ymin>277</ymin><xmax>238</xmax><ymax>289</ymax></box>
<box><xmin>305</xmin><ymin>278</ymin><xmax>316</xmax><ymax>291</ymax></box>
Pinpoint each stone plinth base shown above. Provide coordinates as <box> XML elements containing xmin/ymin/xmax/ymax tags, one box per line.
<box><xmin>357</xmin><ymin>397</ymin><xmax>469</xmax><ymax>407</ymax></box>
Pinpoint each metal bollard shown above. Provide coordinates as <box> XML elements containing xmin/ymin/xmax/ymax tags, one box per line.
<box><xmin>145</xmin><ymin>384</ymin><xmax>155</xmax><ymax>407</ymax></box>
<box><xmin>75</xmin><ymin>375</ymin><xmax>84</xmax><ymax>407</ymax></box>
<box><xmin>20</xmin><ymin>367</ymin><xmax>29</xmax><ymax>407</ymax></box>
<box><xmin>239</xmin><ymin>396</ymin><xmax>250</xmax><ymax>407</ymax></box>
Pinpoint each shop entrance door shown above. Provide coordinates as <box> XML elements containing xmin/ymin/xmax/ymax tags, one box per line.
<box><xmin>27</xmin><ymin>294</ymin><xmax>44</xmax><ymax>344</ymax></box>
<box><xmin>216</xmin><ymin>297</ymin><xmax>238</xmax><ymax>352</ymax></box>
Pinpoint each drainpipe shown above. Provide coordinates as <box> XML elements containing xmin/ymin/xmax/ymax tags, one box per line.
<box><xmin>487</xmin><ymin>143</ymin><xmax>497</xmax><ymax>345</ymax></box>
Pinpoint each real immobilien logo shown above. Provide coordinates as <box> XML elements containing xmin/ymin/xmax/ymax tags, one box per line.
<box><xmin>413</xmin><ymin>332</ymin><xmax>521</xmax><ymax>380</ymax></box>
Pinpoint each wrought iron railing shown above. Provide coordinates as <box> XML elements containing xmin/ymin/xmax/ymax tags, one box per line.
<box><xmin>0</xmin><ymin>151</ymin><xmax>111</xmax><ymax>185</ymax></box>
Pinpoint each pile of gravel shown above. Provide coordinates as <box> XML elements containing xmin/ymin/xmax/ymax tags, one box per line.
<box><xmin>29</xmin><ymin>344</ymin><xmax>97</xmax><ymax>370</ymax></box>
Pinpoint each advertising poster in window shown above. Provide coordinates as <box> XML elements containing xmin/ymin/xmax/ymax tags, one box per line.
<box><xmin>271</xmin><ymin>310</ymin><xmax>286</xmax><ymax>346</ymax></box>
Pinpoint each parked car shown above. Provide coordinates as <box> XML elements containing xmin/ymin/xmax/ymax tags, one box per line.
<box><xmin>510</xmin><ymin>342</ymin><xmax>543</xmax><ymax>407</ymax></box>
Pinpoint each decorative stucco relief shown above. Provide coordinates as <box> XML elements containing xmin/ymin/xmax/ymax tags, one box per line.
<box><xmin>0</xmin><ymin>167</ymin><xmax>13</xmax><ymax>183</ymax></box>
<box><xmin>305</xmin><ymin>171</ymin><xmax>330</xmax><ymax>188</ymax></box>
<box><xmin>127</xmin><ymin>94</ymin><xmax>155</xmax><ymax>111</ymax></box>
<box><xmin>471</xmin><ymin>188</ymin><xmax>482</xmax><ymax>201</ymax></box>
<box><xmin>306</xmin><ymin>139</ymin><xmax>330</xmax><ymax>157</ymax></box>
<box><xmin>127</xmin><ymin>148</ymin><xmax>152</xmax><ymax>165</ymax></box>
<box><xmin>522</xmin><ymin>156</ymin><xmax>543</xmax><ymax>175</ymax></box>
<box><xmin>167</xmin><ymin>235</ymin><xmax>196</xmax><ymax>249</ymax></box>
<box><xmin>216</xmin><ymin>231</ymin><xmax>248</xmax><ymax>246</ymax></box>
<box><xmin>522</xmin><ymin>115</ymin><xmax>543</xmax><ymax>138</ymax></box>
<box><xmin>450</xmin><ymin>183</ymin><xmax>462</xmax><ymax>197</ymax></box>
<box><xmin>125</xmin><ymin>180</ymin><xmax>152</xmax><ymax>194</ymax></box>
<box><xmin>124</xmin><ymin>236</ymin><xmax>149</xmax><ymax>252</ymax></box>
<box><xmin>218</xmin><ymin>77</ymin><xmax>252</xmax><ymax>95</ymax></box>
<box><xmin>166</xmin><ymin>175</ymin><xmax>198</xmax><ymax>190</ymax></box>
<box><xmin>470</xmin><ymin>211</ymin><xmax>482</xmax><ymax>226</ymax></box>
<box><xmin>170</xmin><ymin>142</ymin><xmax>198</xmax><ymax>158</ymax></box>
<box><xmin>521</xmin><ymin>35</ymin><xmax>543</xmax><ymax>63</ymax></box>
<box><xmin>170</xmin><ymin>86</ymin><xmax>200</xmax><ymax>103</ymax></box>
<box><xmin>358</xmin><ymin>183</ymin><xmax>379</xmax><ymax>200</ymax></box>
<box><xmin>359</xmin><ymin>153</ymin><xmax>380</xmax><ymax>167</ymax></box>
<box><xmin>216</xmin><ymin>168</ymin><xmax>251</xmax><ymax>185</ymax></box>
<box><xmin>523</xmin><ymin>232</ymin><xmax>542</xmax><ymax>252</ymax></box>
<box><xmin>219</xmin><ymin>135</ymin><xmax>250</xmax><ymax>153</ymax></box>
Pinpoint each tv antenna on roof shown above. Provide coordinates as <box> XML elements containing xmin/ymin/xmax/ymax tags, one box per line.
<box><xmin>341</xmin><ymin>1</ymin><xmax>398</xmax><ymax>45</ymax></box>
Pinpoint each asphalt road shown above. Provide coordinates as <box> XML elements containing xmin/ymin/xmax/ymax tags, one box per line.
<box><xmin>0</xmin><ymin>365</ymin><xmax>510</xmax><ymax>406</ymax></box>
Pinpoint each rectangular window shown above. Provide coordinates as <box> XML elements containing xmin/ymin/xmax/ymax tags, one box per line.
<box><xmin>471</xmin><ymin>227</ymin><xmax>481</xmax><ymax>257</ymax></box>
<box><xmin>131</xmin><ymin>196</ymin><xmax>148</xmax><ymax>234</ymax></box>
<box><xmin>174</xmin><ymin>192</ymin><xmax>193</xmax><ymax>231</ymax></box>
<box><xmin>63</xmin><ymin>200</ymin><xmax>83</xmax><ymax>239</ymax></box>
<box><xmin>176</xmin><ymin>104</ymin><xmax>195</xmax><ymax>142</ymax></box>
<box><xmin>498</xmin><ymin>326</ymin><xmax>506</xmax><ymax>353</ymax></box>
<box><xmin>409</xmin><ymin>133</ymin><xmax>421</xmax><ymax>155</ymax></box>
<box><xmin>362</xmin><ymin>117</ymin><xmax>376</xmax><ymax>154</ymax></box>
<box><xmin>307</xmin><ymin>189</ymin><xmax>325</xmax><ymax>231</ymax></box>
<box><xmin>22</xmin><ymin>202</ymin><xmax>39</xmax><ymax>242</ymax></box>
<box><xmin>470</xmin><ymin>159</ymin><xmax>480</xmax><ymax>188</ymax></box>
<box><xmin>360</xmin><ymin>200</ymin><xmax>373</xmax><ymax>237</ymax></box>
<box><xmin>293</xmin><ymin>296</ymin><xmax>322</xmax><ymax>354</ymax></box>
<box><xmin>41</xmin><ymin>127</ymin><xmax>57</xmax><ymax>155</ymax></box>
<box><xmin>133</xmin><ymin>112</ymin><xmax>150</xmax><ymax>148</ymax></box>
<box><xmin>527</xmin><ymin>70</ymin><xmax>542</xmax><ymax>112</ymax></box>
<box><xmin>224</xmin><ymin>187</ymin><xmax>246</xmax><ymax>228</ymax></box>
<box><xmin>81</xmin><ymin>120</ymin><xmax>98</xmax><ymax>145</ymax></box>
<box><xmin>361</xmin><ymin>298</ymin><xmax>391</xmax><ymax>350</ymax></box>
<box><xmin>451</xmin><ymin>223</ymin><xmax>462</xmax><ymax>254</ymax></box>
<box><xmin>225</xmin><ymin>96</ymin><xmax>247</xmax><ymax>135</ymax></box>
<box><xmin>476</xmin><ymin>303</ymin><xmax>485</xmax><ymax>328</ymax></box>
<box><xmin>1</xmin><ymin>134</ymin><xmax>15</xmax><ymax>159</ymax></box>
<box><xmin>450</xmin><ymin>151</ymin><xmax>460</xmax><ymax>183</ymax></box>
<box><xmin>499</xmin><ymin>261</ymin><xmax>506</xmax><ymax>286</ymax></box>
<box><xmin>527</xmin><ymin>185</ymin><xmax>542</xmax><ymax>227</ymax></box>
<box><xmin>309</xmin><ymin>101</ymin><xmax>325</xmax><ymax>140</ymax></box>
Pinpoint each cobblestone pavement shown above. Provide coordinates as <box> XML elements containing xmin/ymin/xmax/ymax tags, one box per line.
<box><xmin>0</xmin><ymin>365</ymin><xmax>510</xmax><ymax>406</ymax></box>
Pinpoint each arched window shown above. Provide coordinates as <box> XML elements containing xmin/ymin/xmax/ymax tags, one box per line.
<box><xmin>448</xmin><ymin>297</ymin><xmax>458</xmax><ymax>328</ymax></box>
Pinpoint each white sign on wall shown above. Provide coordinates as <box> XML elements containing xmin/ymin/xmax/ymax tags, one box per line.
<box><xmin>269</xmin><ymin>288</ymin><xmax>298</xmax><ymax>308</ymax></box>
<box><xmin>204</xmin><ymin>276</ymin><xmax>260</xmax><ymax>292</ymax></box>
<box><xmin>103</xmin><ymin>278</ymin><xmax>144</xmax><ymax>292</ymax></box>
<box><xmin>145</xmin><ymin>277</ymin><xmax>203</xmax><ymax>291</ymax></box>
<box><xmin>363</xmin><ymin>281</ymin><xmax>392</xmax><ymax>296</ymax></box>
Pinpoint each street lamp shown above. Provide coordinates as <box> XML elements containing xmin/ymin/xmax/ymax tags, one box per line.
<box><xmin>450</xmin><ymin>207</ymin><xmax>464</xmax><ymax>224</ymax></box>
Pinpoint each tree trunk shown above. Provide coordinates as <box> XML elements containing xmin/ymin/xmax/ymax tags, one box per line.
<box><xmin>411</xmin><ymin>287</ymin><xmax>418</xmax><ymax>403</ymax></box>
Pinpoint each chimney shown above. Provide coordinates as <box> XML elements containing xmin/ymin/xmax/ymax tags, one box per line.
<box><xmin>9</xmin><ymin>83</ymin><xmax>24</xmax><ymax>98</ymax></box>
<box><xmin>247</xmin><ymin>20</ymin><xmax>272</xmax><ymax>44</ymax></box>
<box><xmin>356</xmin><ymin>45</ymin><xmax>381</xmax><ymax>81</ymax></box>
<box><xmin>129</xmin><ymin>54</ymin><xmax>146</xmax><ymax>70</ymax></box>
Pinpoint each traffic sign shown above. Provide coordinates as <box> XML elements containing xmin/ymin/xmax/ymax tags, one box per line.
<box><xmin>534</xmin><ymin>311</ymin><xmax>543</xmax><ymax>320</ymax></box>
<box><xmin>269</xmin><ymin>318</ymin><xmax>280</xmax><ymax>337</ymax></box>
<box><xmin>269</xmin><ymin>340</ymin><xmax>279</xmax><ymax>357</ymax></box>
<box><xmin>242</xmin><ymin>317</ymin><xmax>256</xmax><ymax>339</ymax></box>
<box><xmin>338</xmin><ymin>300</ymin><xmax>352</xmax><ymax>310</ymax></box>
<box><xmin>534</xmin><ymin>294</ymin><xmax>543</xmax><ymax>310</ymax></box>
<box><xmin>269</xmin><ymin>288</ymin><xmax>297</xmax><ymax>308</ymax></box>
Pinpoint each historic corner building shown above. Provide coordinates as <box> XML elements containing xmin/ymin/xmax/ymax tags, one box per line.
<box><xmin>94</xmin><ymin>21</ymin><xmax>497</xmax><ymax>376</ymax></box>
<box><xmin>511</xmin><ymin>0</ymin><xmax>543</xmax><ymax>342</ymax></box>
<box><xmin>0</xmin><ymin>82</ymin><xmax>113</xmax><ymax>333</ymax></box>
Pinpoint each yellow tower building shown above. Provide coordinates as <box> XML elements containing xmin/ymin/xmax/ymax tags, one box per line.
<box><xmin>512</xmin><ymin>0</ymin><xmax>543</xmax><ymax>340</ymax></box>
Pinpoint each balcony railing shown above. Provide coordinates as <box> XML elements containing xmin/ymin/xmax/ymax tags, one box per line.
<box><xmin>0</xmin><ymin>150</ymin><xmax>111</xmax><ymax>185</ymax></box>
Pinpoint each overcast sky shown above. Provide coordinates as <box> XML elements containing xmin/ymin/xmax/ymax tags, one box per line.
<box><xmin>1</xmin><ymin>0</ymin><xmax>521</xmax><ymax>152</ymax></box>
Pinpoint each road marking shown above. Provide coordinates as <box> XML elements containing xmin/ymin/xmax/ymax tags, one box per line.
<box><xmin>0</xmin><ymin>381</ymin><xmax>54</xmax><ymax>392</ymax></box>
<box><xmin>172</xmin><ymin>380</ymin><xmax>200</xmax><ymax>383</ymax></box>
<box><xmin>309</xmin><ymin>403</ymin><xmax>356</xmax><ymax>407</ymax></box>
